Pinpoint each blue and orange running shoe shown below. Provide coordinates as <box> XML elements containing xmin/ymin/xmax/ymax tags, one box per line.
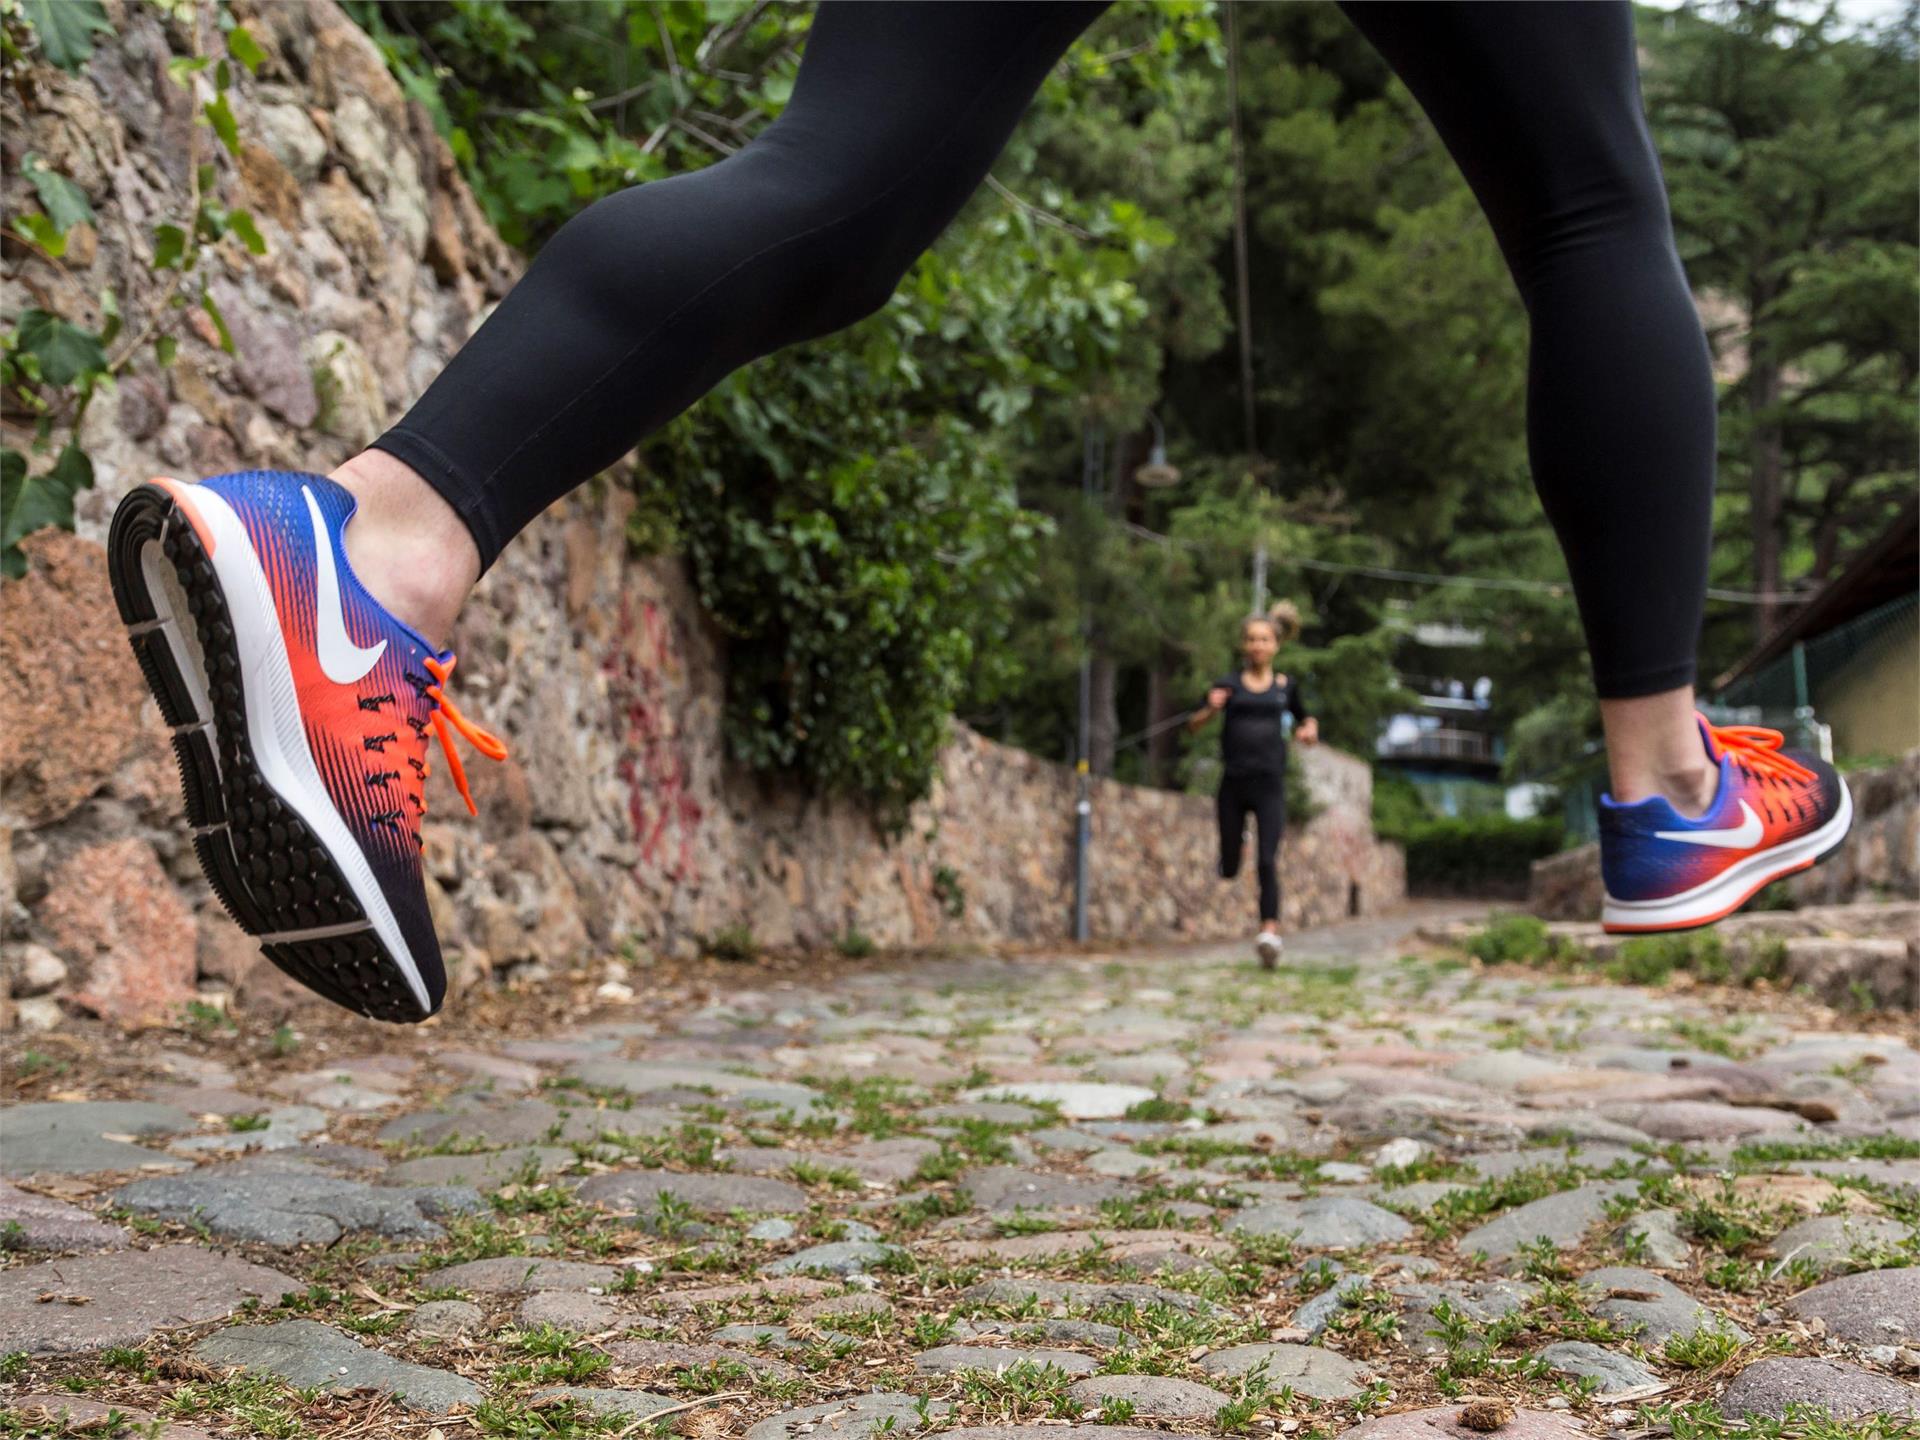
<box><xmin>1599</xmin><ymin>714</ymin><xmax>1851</xmax><ymax>933</ymax></box>
<box><xmin>107</xmin><ymin>470</ymin><xmax>507</xmax><ymax>1022</ymax></box>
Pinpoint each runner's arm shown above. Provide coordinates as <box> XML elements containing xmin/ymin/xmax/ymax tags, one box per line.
<box><xmin>1289</xmin><ymin>677</ymin><xmax>1318</xmax><ymax>744</ymax></box>
<box><xmin>1190</xmin><ymin>680</ymin><xmax>1232</xmax><ymax>733</ymax></box>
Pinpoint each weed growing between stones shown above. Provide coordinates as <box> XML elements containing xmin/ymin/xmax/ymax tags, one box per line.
<box><xmin>1122</xmin><ymin>1096</ymin><xmax>1195</xmax><ymax>1121</ymax></box>
<box><xmin>1664</xmin><ymin>1322</ymin><xmax>1746</xmax><ymax>1370</ymax></box>
<box><xmin>1733</xmin><ymin>1135</ymin><xmax>1920</xmax><ymax>1165</ymax></box>
<box><xmin>1417</xmin><ymin>1164</ymin><xmax>1591</xmax><ymax>1241</ymax></box>
<box><xmin>786</xmin><ymin>1160</ymin><xmax>861</xmax><ymax>1190</ymax></box>
<box><xmin>497</xmin><ymin>1326</ymin><xmax>613</xmax><ymax>1385</ymax></box>
<box><xmin>469</xmin><ymin>1397</ymin><xmax>627</xmax><ymax>1438</ymax></box>
<box><xmin>1454</xmin><ymin>917</ymin><xmax>1791</xmax><ymax>991</ymax></box>
<box><xmin>991</xmin><ymin>1210</ymin><xmax>1060</xmax><ymax>1237</ymax></box>
<box><xmin>1638</xmin><ymin>1399</ymin><xmax>1920</xmax><ymax>1440</ymax></box>
<box><xmin>1214</xmin><ymin>1357</ymin><xmax>1278</xmax><ymax>1434</ymax></box>
<box><xmin>161</xmin><ymin>1373</ymin><xmax>319</xmax><ymax>1438</ymax></box>
<box><xmin>1325</xmin><ymin>1286</ymin><xmax>1403</xmax><ymax>1353</ymax></box>
<box><xmin>950</xmin><ymin>1359</ymin><xmax>1078</xmax><ymax>1421</ymax></box>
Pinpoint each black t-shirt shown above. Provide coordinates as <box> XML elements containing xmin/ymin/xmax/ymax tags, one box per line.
<box><xmin>1211</xmin><ymin>672</ymin><xmax>1308</xmax><ymax>779</ymax></box>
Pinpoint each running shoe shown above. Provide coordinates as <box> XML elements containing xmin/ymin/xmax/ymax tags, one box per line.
<box><xmin>1255</xmin><ymin>930</ymin><xmax>1283</xmax><ymax>969</ymax></box>
<box><xmin>1599</xmin><ymin>714</ymin><xmax>1850</xmax><ymax>934</ymax></box>
<box><xmin>107</xmin><ymin>470</ymin><xmax>507</xmax><ymax>1022</ymax></box>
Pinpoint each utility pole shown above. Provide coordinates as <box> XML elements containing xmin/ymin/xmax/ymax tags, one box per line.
<box><xmin>1227</xmin><ymin>1</ymin><xmax>1258</xmax><ymax>459</ymax></box>
<box><xmin>1072</xmin><ymin>423</ymin><xmax>1103</xmax><ymax>943</ymax></box>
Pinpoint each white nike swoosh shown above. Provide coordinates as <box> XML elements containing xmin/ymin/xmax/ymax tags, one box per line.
<box><xmin>1654</xmin><ymin>799</ymin><xmax>1763</xmax><ymax>849</ymax></box>
<box><xmin>302</xmin><ymin>484</ymin><xmax>386</xmax><ymax>684</ymax></box>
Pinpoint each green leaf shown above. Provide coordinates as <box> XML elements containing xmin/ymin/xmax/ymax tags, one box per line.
<box><xmin>1</xmin><ymin>444</ymin><xmax>88</xmax><ymax>556</ymax></box>
<box><xmin>199</xmin><ymin>289</ymin><xmax>234</xmax><ymax>355</ymax></box>
<box><xmin>165</xmin><ymin>54</ymin><xmax>212</xmax><ymax>87</ymax></box>
<box><xmin>196</xmin><ymin>199</ymin><xmax>230</xmax><ymax>243</ymax></box>
<box><xmin>14</xmin><ymin>309</ymin><xmax>108</xmax><ymax>387</ymax></box>
<box><xmin>20</xmin><ymin>0</ymin><xmax>113</xmax><ymax>73</ymax></box>
<box><xmin>227</xmin><ymin>26</ymin><xmax>266</xmax><ymax>74</ymax></box>
<box><xmin>154</xmin><ymin>334</ymin><xmax>178</xmax><ymax>368</ymax></box>
<box><xmin>14</xmin><ymin>212</ymin><xmax>66</xmax><ymax>258</ymax></box>
<box><xmin>0</xmin><ymin>453</ymin><xmax>25</xmax><ymax>583</ymax></box>
<box><xmin>227</xmin><ymin>209</ymin><xmax>267</xmax><ymax>256</ymax></box>
<box><xmin>150</xmin><ymin>224</ymin><xmax>187</xmax><ymax>271</ymax></box>
<box><xmin>47</xmin><ymin>442</ymin><xmax>94</xmax><ymax>496</ymax></box>
<box><xmin>21</xmin><ymin>153</ymin><xmax>93</xmax><ymax>234</ymax></box>
<box><xmin>98</xmin><ymin>287</ymin><xmax>122</xmax><ymax>349</ymax></box>
<box><xmin>202</xmin><ymin>93</ymin><xmax>240</xmax><ymax>157</ymax></box>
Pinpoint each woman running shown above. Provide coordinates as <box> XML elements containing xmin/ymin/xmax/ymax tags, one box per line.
<box><xmin>108</xmin><ymin>1</ymin><xmax>1851</xmax><ymax>1021</ymax></box>
<box><xmin>1189</xmin><ymin>604</ymin><xmax>1319</xmax><ymax>968</ymax></box>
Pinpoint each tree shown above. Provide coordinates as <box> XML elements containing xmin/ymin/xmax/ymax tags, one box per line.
<box><xmin>1642</xmin><ymin>0</ymin><xmax>1918</xmax><ymax>640</ymax></box>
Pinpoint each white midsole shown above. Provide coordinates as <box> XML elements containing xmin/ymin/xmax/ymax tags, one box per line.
<box><xmin>172</xmin><ymin>484</ymin><xmax>429</xmax><ymax>1014</ymax></box>
<box><xmin>1602</xmin><ymin>778</ymin><xmax>1854</xmax><ymax>929</ymax></box>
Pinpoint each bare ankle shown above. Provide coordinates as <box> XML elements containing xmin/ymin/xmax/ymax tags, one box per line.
<box><xmin>1655</xmin><ymin>762</ymin><xmax>1719</xmax><ymax>818</ymax></box>
<box><xmin>1598</xmin><ymin>685</ymin><xmax>1720</xmax><ymax>817</ymax></box>
<box><xmin>329</xmin><ymin>450</ymin><xmax>479</xmax><ymax>649</ymax></box>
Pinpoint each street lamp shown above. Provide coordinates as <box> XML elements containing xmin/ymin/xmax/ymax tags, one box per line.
<box><xmin>1134</xmin><ymin>410</ymin><xmax>1181</xmax><ymax>488</ymax></box>
<box><xmin>1074</xmin><ymin>411</ymin><xmax>1182</xmax><ymax>942</ymax></box>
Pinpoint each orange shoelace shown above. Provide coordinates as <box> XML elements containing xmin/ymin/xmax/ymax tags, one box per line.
<box><xmin>1708</xmin><ymin>722</ymin><xmax>1815</xmax><ymax>786</ymax></box>
<box><xmin>418</xmin><ymin>654</ymin><xmax>509</xmax><ymax>817</ymax></box>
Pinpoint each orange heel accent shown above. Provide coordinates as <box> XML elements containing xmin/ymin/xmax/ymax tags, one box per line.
<box><xmin>150</xmin><ymin>476</ymin><xmax>216</xmax><ymax>557</ymax></box>
<box><xmin>421</xmin><ymin>654</ymin><xmax>509</xmax><ymax>817</ymax></box>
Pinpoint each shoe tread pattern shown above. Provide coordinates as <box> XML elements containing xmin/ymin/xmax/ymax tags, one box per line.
<box><xmin>107</xmin><ymin>484</ymin><xmax>429</xmax><ymax>1022</ymax></box>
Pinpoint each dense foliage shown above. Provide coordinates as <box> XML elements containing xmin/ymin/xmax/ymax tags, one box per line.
<box><xmin>1644</xmin><ymin>1</ymin><xmax>1918</xmax><ymax>647</ymax></box>
<box><xmin>1374</xmin><ymin>809</ymin><xmax>1569</xmax><ymax>899</ymax></box>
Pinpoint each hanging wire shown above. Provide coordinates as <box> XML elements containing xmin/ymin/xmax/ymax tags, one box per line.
<box><xmin>1112</xmin><ymin>708</ymin><xmax>1199</xmax><ymax>754</ymax></box>
<box><xmin>1117</xmin><ymin>520</ymin><xmax>1802</xmax><ymax>606</ymax></box>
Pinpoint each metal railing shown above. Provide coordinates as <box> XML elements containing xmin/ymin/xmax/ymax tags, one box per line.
<box><xmin>1376</xmin><ymin>727</ymin><xmax>1499</xmax><ymax>764</ymax></box>
<box><xmin>1716</xmin><ymin>591</ymin><xmax>1917</xmax><ymax>718</ymax></box>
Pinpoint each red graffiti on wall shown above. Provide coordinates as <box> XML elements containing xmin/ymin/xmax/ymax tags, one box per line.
<box><xmin>602</xmin><ymin>591</ymin><xmax>703</xmax><ymax>882</ymax></box>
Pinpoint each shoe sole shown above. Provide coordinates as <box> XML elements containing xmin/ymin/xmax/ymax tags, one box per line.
<box><xmin>1255</xmin><ymin>935</ymin><xmax>1282</xmax><ymax>970</ymax></box>
<box><xmin>1600</xmin><ymin>778</ymin><xmax>1854</xmax><ymax>934</ymax></box>
<box><xmin>108</xmin><ymin>479</ymin><xmax>434</xmax><ymax>1022</ymax></box>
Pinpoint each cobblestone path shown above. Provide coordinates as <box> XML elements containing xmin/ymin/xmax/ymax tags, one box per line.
<box><xmin>3</xmin><ymin>907</ymin><xmax>1916</xmax><ymax>1438</ymax></box>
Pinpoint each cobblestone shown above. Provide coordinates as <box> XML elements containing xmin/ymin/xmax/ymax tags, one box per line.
<box><xmin>7</xmin><ymin>905</ymin><xmax>1916</xmax><ymax>1434</ymax></box>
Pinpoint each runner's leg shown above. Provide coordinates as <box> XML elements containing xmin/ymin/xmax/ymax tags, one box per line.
<box><xmin>1251</xmin><ymin>780</ymin><xmax>1284</xmax><ymax>926</ymax></box>
<box><xmin>349</xmin><ymin>0</ymin><xmax>1107</xmax><ymax>616</ymax></box>
<box><xmin>1218</xmin><ymin>779</ymin><xmax>1252</xmax><ymax>884</ymax></box>
<box><xmin>1338</xmin><ymin>1</ymin><xmax>1720</xmax><ymax>811</ymax></box>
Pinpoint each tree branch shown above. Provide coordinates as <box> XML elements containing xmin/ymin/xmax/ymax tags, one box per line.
<box><xmin>985</xmin><ymin>175</ymin><xmax>1094</xmax><ymax>241</ymax></box>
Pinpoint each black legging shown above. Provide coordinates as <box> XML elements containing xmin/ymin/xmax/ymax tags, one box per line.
<box><xmin>372</xmin><ymin>1</ymin><xmax>1715</xmax><ymax>700</ymax></box>
<box><xmin>1218</xmin><ymin>773</ymin><xmax>1286</xmax><ymax>923</ymax></box>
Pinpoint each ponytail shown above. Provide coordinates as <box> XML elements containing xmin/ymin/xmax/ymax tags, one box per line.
<box><xmin>1266</xmin><ymin>599</ymin><xmax>1302</xmax><ymax>646</ymax></box>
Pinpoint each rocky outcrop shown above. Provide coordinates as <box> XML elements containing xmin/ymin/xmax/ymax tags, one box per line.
<box><xmin>1</xmin><ymin>0</ymin><xmax>1402</xmax><ymax>1028</ymax></box>
<box><xmin>37</xmin><ymin>836</ymin><xmax>197</xmax><ymax>1027</ymax></box>
<box><xmin>1431</xmin><ymin>902</ymin><xmax>1919</xmax><ymax>1012</ymax></box>
<box><xmin>1528</xmin><ymin>844</ymin><xmax>1605</xmax><ymax>924</ymax></box>
<box><xmin>1786</xmin><ymin>750</ymin><xmax>1920</xmax><ymax>905</ymax></box>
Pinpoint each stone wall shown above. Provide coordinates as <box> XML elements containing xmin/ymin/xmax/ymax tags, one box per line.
<box><xmin>0</xmin><ymin>0</ymin><xmax>1402</xmax><ymax>1029</ymax></box>
<box><xmin>1529</xmin><ymin>751</ymin><xmax>1920</xmax><ymax>922</ymax></box>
